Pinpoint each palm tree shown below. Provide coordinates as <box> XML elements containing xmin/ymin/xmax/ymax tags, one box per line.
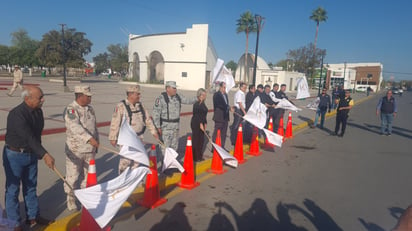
<box><xmin>236</xmin><ymin>11</ymin><xmax>257</xmax><ymax>83</ymax></box>
<box><xmin>310</xmin><ymin>7</ymin><xmax>328</xmax><ymax>53</ymax></box>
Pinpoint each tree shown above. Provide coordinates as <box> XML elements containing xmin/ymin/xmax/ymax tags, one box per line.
<box><xmin>92</xmin><ymin>52</ymin><xmax>110</xmax><ymax>74</ymax></box>
<box><xmin>36</xmin><ymin>27</ymin><xmax>92</xmax><ymax>68</ymax></box>
<box><xmin>309</xmin><ymin>7</ymin><xmax>328</xmax><ymax>53</ymax></box>
<box><xmin>226</xmin><ymin>60</ymin><xmax>238</xmax><ymax>75</ymax></box>
<box><xmin>236</xmin><ymin>11</ymin><xmax>257</xmax><ymax>83</ymax></box>
<box><xmin>286</xmin><ymin>43</ymin><xmax>326</xmax><ymax>83</ymax></box>
<box><xmin>107</xmin><ymin>44</ymin><xmax>128</xmax><ymax>74</ymax></box>
<box><xmin>9</xmin><ymin>29</ymin><xmax>40</xmax><ymax>67</ymax></box>
<box><xmin>0</xmin><ymin>45</ymin><xmax>10</xmax><ymax>65</ymax></box>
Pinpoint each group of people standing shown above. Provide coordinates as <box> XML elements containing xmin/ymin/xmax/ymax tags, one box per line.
<box><xmin>2</xmin><ymin>78</ymin><xmax>399</xmax><ymax>230</ymax></box>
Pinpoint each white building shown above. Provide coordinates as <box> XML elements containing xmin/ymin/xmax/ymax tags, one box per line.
<box><xmin>128</xmin><ymin>24</ymin><xmax>218</xmax><ymax>90</ymax></box>
<box><xmin>235</xmin><ymin>53</ymin><xmax>305</xmax><ymax>92</ymax></box>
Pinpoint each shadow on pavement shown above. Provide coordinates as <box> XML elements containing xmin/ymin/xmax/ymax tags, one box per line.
<box><xmin>149</xmin><ymin>202</ymin><xmax>192</xmax><ymax>231</ymax></box>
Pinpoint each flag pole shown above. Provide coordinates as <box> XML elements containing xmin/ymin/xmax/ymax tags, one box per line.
<box><xmin>100</xmin><ymin>145</ymin><xmax>120</xmax><ymax>154</ymax></box>
<box><xmin>53</xmin><ymin>166</ymin><xmax>74</xmax><ymax>192</ymax></box>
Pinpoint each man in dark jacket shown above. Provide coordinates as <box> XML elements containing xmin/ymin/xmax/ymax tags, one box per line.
<box><xmin>212</xmin><ymin>82</ymin><xmax>232</xmax><ymax>147</ymax></box>
<box><xmin>312</xmin><ymin>88</ymin><xmax>331</xmax><ymax>129</ymax></box>
<box><xmin>376</xmin><ymin>90</ymin><xmax>397</xmax><ymax>136</ymax></box>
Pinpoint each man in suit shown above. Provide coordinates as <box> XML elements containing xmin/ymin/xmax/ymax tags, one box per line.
<box><xmin>212</xmin><ymin>82</ymin><xmax>232</xmax><ymax>148</ymax></box>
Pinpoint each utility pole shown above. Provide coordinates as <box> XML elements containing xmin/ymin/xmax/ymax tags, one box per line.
<box><xmin>59</xmin><ymin>23</ymin><xmax>69</xmax><ymax>92</ymax></box>
<box><xmin>317</xmin><ymin>55</ymin><xmax>324</xmax><ymax>95</ymax></box>
<box><xmin>252</xmin><ymin>14</ymin><xmax>264</xmax><ymax>86</ymax></box>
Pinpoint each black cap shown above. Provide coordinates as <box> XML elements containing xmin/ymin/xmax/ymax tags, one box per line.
<box><xmin>257</xmin><ymin>84</ymin><xmax>264</xmax><ymax>89</ymax></box>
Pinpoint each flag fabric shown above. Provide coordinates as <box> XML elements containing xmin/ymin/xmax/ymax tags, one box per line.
<box><xmin>216</xmin><ymin>65</ymin><xmax>235</xmax><ymax>93</ymax></box>
<box><xmin>162</xmin><ymin>148</ymin><xmax>185</xmax><ymax>173</ymax></box>
<box><xmin>117</xmin><ymin>117</ymin><xmax>149</xmax><ymax>166</ymax></box>
<box><xmin>74</xmin><ymin>166</ymin><xmax>150</xmax><ymax>228</ymax></box>
<box><xmin>263</xmin><ymin>128</ymin><xmax>283</xmax><ymax>147</ymax></box>
<box><xmin>269</xmin><ymin>92</ymin><xmax>281</xmax><ymax>103</ymax></box>
<box><xmin>243</xmin><ymin>97</ymin><xmax>267</xmax><ymax>129</ymax></box>
<box><xmin>119</xmin><ymin>145</ymin><xmax>149</xmax><ymax>167</ymax></box>
<box><xmin>275</xmin><ymin>99</ymin><xmax>302</xmax><ymax>112</ymax></box>
<box><xmin>296</xmin><ymin>76</ymin><xmax>310</xmax><ymax>99</ymax></box>
<box><xmin>211</xmin><ymin>58</ymin><xmax>224</xmax><ymax>84</ymax></box>
<box><xmin>211</xmin><ymin>143</ymin><xmax>238</xmax><ymax>168</ymax></box>
<box><xmin>306</xmin><ymin>97</ymin><xmax>320</xmax><ymax>111</ymax></box>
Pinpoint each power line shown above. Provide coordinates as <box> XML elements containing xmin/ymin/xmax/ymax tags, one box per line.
<box><xmin>382</xmin><ymin>71</ymin><xmax>412</xmax><ymax>76</ymax></box>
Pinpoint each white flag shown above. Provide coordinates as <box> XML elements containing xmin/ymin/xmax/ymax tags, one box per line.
<box><xmin>306</xmin><ymin>97</ymin><xmax>320</xmax><ymax>111</ymax></box>
<box><xmin>216</xmin><ymin>65</ymin><xmax>235</xmax><ymax>94</ymax></box>
<box><xmin>117</xmin><ymin>117</ymin><xmax>147</xmax><ymax>155</ymax></box>
<box><xmin>276</xmin><ymin>99</ymin><xmax>302</xmax><ymax>112</ymax></box>
<box><xmin>243</xmin><ymin>97</ymin><xmax>267</xmax><ymax>129</ymax></box>
<box><xmin>119</xmin><ymin>145</ymin><xmax>149</xmax><ymax>167</ymax></box>
<box><xmin>211</xmin><ymin>58</ymin><xmax>224</xmax><ymax>84</ymax></box>
<box><xmin>296</xmin><ymin>76</ymin><xmax>310</xmax><ymax>99</ymax></box>
<box><xmin>74</xmin><ymin>167</ymin><xmax>150</xmax><ymax>228</ymax></box>
<box><xmin>269</xmin><ymin>92</ymin><xmax>281</xmax><ymax>103</ymax></box>
<box><xmin>263</xmin><ymin>128</ymin><xmax>283</xmax><ymax>147</ymax></box>
<box><xmin>211</xmin><ymin>143</ymin><xmax>238</xmax><ymax>168</ymax></box>
<box><xmin>162</xmin><ymin>148</ymin><xmax>185</xmax><ymax>173</ymax></box>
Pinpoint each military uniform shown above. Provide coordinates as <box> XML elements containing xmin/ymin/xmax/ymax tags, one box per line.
<box><xmin>8</xmin><ymin>66</ymin><xmax>23</xmax><ymax>96</ymax></box>
<box><xmin>152</xmin><ymin>81</ymin><xmax>195</xmax><ymax>151</ymax></box>
<box><xmin>109</xmin><ymin>96</ymin><xmax>157</xmax><ymax>173</ymax></box>
<box><xmin>64</xmin><ymin>86</ymin><xmax>98</xmax><ymax>211</ymax></box>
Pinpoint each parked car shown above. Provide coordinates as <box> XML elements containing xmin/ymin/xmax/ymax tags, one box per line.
<box><xmin>392</xmin><ymin>88</ymin><xmax>400</xmax><ymax>94</ymax></box>
<box><xmin>356</xmin><ymin>86</ymin><xmax>367</xmax><ymax>92</ymax></box>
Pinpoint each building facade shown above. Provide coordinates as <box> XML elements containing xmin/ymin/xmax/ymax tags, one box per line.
<box><xmin>128</xmin><ymin>24</ymin><xmax>218</xmax><ymax>90</ymax></box>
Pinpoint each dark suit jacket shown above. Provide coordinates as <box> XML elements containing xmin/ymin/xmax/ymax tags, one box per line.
<box><xmin>212</xmin><ymin>91</ymin><xmax>230</xmax><ymax>122</ymax></box>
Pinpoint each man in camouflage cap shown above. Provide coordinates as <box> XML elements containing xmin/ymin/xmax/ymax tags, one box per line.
<box><xmin>152</xmin><ymin>81</ymin><xmax>196</xmax><ymax>152</ymax></box>
<box><xmin>109</xmin><ymin>85</ymin><xmax>158</xmax><ymax>174</ymax></box>
<box><xmin>64</xmin><ymin>85</ymin><xmax>99</xmax><ymax>211</ymax></box>
<box><xmin>7</xmin><ymin>65</ymin><xmax>24</xmax><ymax>96</ymax></box>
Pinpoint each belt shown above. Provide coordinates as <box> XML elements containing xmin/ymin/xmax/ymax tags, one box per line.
<box><xmin>160</xmin><ymin>118</ymin><xmax>180</xmax><ymax>123</ymax></box>
<box><xmin>6</xmin><ymin>145</ymin><xmax>33</xmax><ymax>153</ymax></box>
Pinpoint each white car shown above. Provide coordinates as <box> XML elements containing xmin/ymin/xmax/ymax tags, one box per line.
<box><xmin>356</xmin><ymin>86</ymin><xmax>367</xmax><ymax>92</ymax></box>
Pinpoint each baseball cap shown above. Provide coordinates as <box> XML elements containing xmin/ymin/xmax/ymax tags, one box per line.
<box><xmin>126</xmin><ymin>85</ymin><xmax>141</xmax><ymax>93</ymax></box>
<box><xmin>165</xmin><ymin>81</ymin><xmax>177</xmax><ymax>88</ymax></box>
<box><xmin>74</xmin><ymin>85</ymin><xmax>93</xmax><ymax>96</ymax></box>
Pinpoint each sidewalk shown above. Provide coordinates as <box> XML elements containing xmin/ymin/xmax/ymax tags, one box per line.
<box><xmin>0</xmin><ymin>76</ymin><xmax>377</xmax><ymax>230</ymax></box>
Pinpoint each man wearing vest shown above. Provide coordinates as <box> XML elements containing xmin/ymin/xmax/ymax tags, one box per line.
<box><xmin>332</xmin><ymin>90</ymin><xmax>354</xmax><ymax>137</ymax></box>
<box><xmin>109</xmin><ymin>85</ymin><xmax>158</xmax><ymax>174</ymax></box>
<box><xmin>376</xmin><ymin>90</ymin><xmax>397</xmax><ymax>136</ymax></box>
<box><xmin>152</xmin><ymin>81</ymin><xmax>196</xmax><ymax>152</ymax></box>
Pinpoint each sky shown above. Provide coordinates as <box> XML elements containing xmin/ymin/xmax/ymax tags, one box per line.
<box><xmin>1</xmin><ymin>0</ymin><xmax>412</xmax><ymax>80</ymax></box>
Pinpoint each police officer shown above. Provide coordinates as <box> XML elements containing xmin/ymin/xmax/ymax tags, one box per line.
<box><xmin>109</xmin><ymin>85</ymin><xmax>158</xmax><ymax>173</ymax></box>
<box><xmin>64</xmin><ymin>85</ymin><xmax>99</xmax><ymax>211</ymax></box>
<box><xmin>333</xmin><ymin>90</ymin><xmax>354</xmax><ymax>137</ymax></box>
<box><xmin>152</xmin><ymin>81</ymin><xmax>196</xmax><ymax>151</ymax></box>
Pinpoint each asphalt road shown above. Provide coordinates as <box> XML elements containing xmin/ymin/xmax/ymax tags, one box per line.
<box><xmin>112</xmin><ymin>91</ymin><xmax>411</xmax><ymax>231</ymax></box>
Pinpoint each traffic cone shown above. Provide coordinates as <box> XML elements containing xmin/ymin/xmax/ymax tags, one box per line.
<box><xmin>207</xmin><ymin>129</ymin><xmax>227</xmax><ymax>174</ymax></box>
<box><xmin>263</xmin><ymin>117</ymin><xmax>275</xmax><ymax>149</ymax></box>
<box><xmin>138</xmin><ymin>145</ymin><xmax>167</xmax><ymax>209</ymax></box>
<box><xmin>278</xmin><ymin>116</ymin><xmax>285</xmax><ymax>142</ymax></box>
<box><xmin>285</xmin><ymin>112</ymin><xmax>293</xmax><ymax>139</ymax></box>
<box><xmin>178</xmin><ymin>136</ymin><xmax>200</xmax><ymax>189</ymax></box>
<box><xmin>246</xmin><ymin>126</ymin><xmax>262</xmax><ymax>156</ymax></box>
<box><xmin>75</xmin><ymin>159</ymin><xmax>111</xmax><ymax>231</ymax></box>
<box><xmin>233</xmin><ymin>124</ymin><xmax>246</xmax><ymax>164</ymax></box>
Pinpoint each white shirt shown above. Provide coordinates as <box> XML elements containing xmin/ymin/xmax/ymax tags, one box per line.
<box><xmin>233</xmin><ymin>90</ymin><xmax>246</xmax><ymax>109</ymax></box>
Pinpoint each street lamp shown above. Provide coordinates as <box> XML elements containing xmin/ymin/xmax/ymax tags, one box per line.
<box><xmin>317</xmin><ymin>55</ymin><xmax>324</xmax><ymax>95</ymax></box>
<box><xmin>252</xmin><ymin>14</ymin><xmax>264</xmax><ymax>85</ymax></box>
<box><xmin>59</xmin><ymin>23</ymin><xmax>70</xmax><ymax>92</ymax></box>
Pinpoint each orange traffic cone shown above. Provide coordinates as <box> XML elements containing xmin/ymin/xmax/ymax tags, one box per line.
<box><xmin>246</xmin><ymin>126</ymin><xmax>262</xmax><ymax>156</ymax></box>
<box><xmin>278</xmin><ymin>116</ymin><xmax>284</xmax><ymax>137</ymax></box>
<box><xmin>263</xmin><ymin>117</ymin><xmax>275</xmax><ymax>149</ymax></box>
<box><xmin>138</xmin><ymin>144</ymin><xmax>167</xmax><ymax>209</ymax></box>
<box><xmin>233</xmin><ymin>124</ymin><xmax>246</xmax><ymax>164</ymax></box>
<box><xmin>178</xmin><ymin>136</ymin><xmax>200</xmax><ymax>189</ymax></box>
<box><xmin>285</xmin><ymin>112</ymin><xmax>293</xmax><ymax>139</ymax></box>
<box><xmin>75</xmin><ymin>159</ymin><xmax>111</xmax><ymax>231</ymax></box>
<box><xmin>207</xmin><ymin>129</ymin><xmax>227</xmax><ymax>174</ymax></box>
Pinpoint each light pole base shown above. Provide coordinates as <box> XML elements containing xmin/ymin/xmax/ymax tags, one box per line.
<box><xmin>62</xmin><ymin>86</ymin><xmax>71</xmax><ymax>92</ymax></box>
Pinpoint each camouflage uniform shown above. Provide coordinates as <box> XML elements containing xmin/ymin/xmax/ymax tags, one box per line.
<box><xmin>152</xmin><ymin>92</ymin><xmax>195</xmax><ymax>151</ymax></box>
<box><xmin>109</xmin><ymin>99</ymin><xmax>157</xmax><ymax>174</ymax></box>
<box><xmin>64</xmin><ymin>100</ymin><xmax>98</xmax><ymax>209</ymax></box>
<box><xmin>8</xmin><ymin>67</ymin><xmax>23</xmax><ymax>96</ymax></box>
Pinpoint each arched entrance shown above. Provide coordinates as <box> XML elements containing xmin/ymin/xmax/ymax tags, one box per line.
<box><xmin>148</xmin><ymin>51</ymin><xmax>164</xmax><ymax>83</ymax></box>
<box><xmin>132</xmin><ymin>52</ymin><xmax>140</xmax><ymax>82</ymax></box>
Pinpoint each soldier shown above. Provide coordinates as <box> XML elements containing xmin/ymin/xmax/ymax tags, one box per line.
<box><xmin>64</xmin><ymin>85</ymin><xmax>99</xmax><ymax>211</ymax></box>
<box><xmin>109</xmin><ymin>85</ymin><xmax>158</xmax><ymax>174</ymax></box>
<box><xmin>7</xmin><ymin>65</ymin><xmax>24</xmax><ymax>96</ymax></box>
<box><xmin>152</xmin><ymin>81</ymin><xmax>196</xmax><ymax>151</ymax></box>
